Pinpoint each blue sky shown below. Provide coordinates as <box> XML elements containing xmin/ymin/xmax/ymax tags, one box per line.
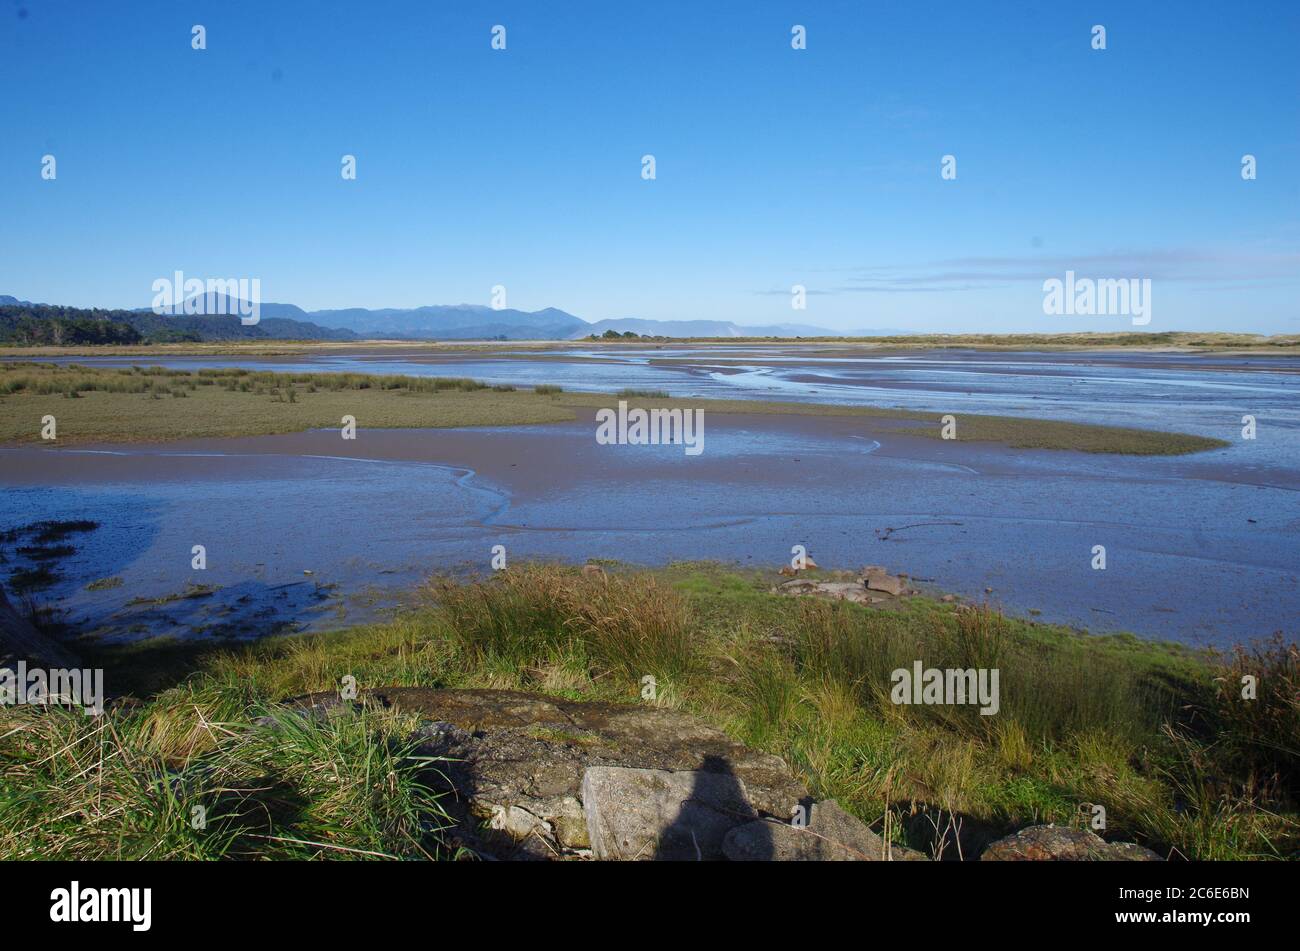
<box><xmin>2</xmin><ymin>0</ymin><xmax>1298</xmax><ymax>332</ymax></box>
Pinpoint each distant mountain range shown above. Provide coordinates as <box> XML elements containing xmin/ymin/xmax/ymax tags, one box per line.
<box><xmin>290</xmin><ymin>302</ymin><xmax>868</xmax><ymax>339</ymax></box>
<box><xmin>306</xmin><ymin>304</ymin><xmax>588</xmax><ymax>340</ymax></box>
<box><xmin>1</xmin><ymin>294</ymin><xmax>909</xmax><ymax>341</ymax></box>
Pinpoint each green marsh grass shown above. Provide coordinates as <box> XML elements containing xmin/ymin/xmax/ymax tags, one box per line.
<box><xmin>0</xmin><ymin>362</ymin><xmax>1228</xmax><ymax>454</ymax></box>
<box><xmin>4</xmin><ymin>564</ymin><xmax>1293</xmax><ymax>860</ymax></box>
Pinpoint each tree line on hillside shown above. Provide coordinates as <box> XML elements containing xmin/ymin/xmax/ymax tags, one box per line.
<box><xmin>0</xmin><ymin>304</ymin><xmax>351</xmax><ymax>345</ymax></box>
<box><xmin>0</xmin><ymin>305</ymin><xmax>155</xmax><ymax>345</ymax></box>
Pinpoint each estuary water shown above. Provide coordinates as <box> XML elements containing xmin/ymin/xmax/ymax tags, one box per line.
<box><xmin>3</xmin><ymin>347</ymin><xmax>1297</xmax><ymax>648</ymax></box>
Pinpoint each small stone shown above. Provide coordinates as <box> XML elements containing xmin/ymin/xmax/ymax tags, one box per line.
<box><xmin>865</xmin><ymin>574</ymin><xmax>906</xmax><ymax>596</ymax></box>
<box><xmin>550</xmin><ymin>796</ymin><xmax>590</xmax><ymax>850</ymax></box>
<box><xmin>488</xmin><ymin>804</ymin><xmax>552</xmax><ymax>840</ymax></box>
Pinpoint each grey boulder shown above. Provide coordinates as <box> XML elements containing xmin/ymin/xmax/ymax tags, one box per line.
<box><xmin>582</xmin><ymin>766</ymin><xmax>758</xmax><ymax>861</ymax></box>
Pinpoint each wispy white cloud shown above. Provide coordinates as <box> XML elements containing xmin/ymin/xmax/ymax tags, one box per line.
<box><xmin>802</xmin><ymin>249</ymin><xmax>1300</xmax><ymax>294</ymax></box>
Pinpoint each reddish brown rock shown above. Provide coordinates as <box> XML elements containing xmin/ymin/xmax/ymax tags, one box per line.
<box><xmin>980</xmin><ymin>824</ymin><xmax>1162</xmax><ymax>861</ymax></box>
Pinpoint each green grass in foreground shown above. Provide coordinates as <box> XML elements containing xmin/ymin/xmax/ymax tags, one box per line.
<box><xmin>2</xmin><ymin>565</ymin><xmax>1295</xmax><ymax>860</ymax></box>
<box><xmin>0</xmin><ymin>362</ymin><xmax>1228</xmax><ymax>454</ymax></box>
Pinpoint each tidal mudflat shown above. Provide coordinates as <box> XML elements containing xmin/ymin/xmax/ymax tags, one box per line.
<box><xmin>2</xmin><ymin>393</ymin><xmax>1295</xmax><ymax>647</ymax></box>
<box><xmin>32</xmin><ymin>343</ymin><xmax>1298</xmax><ymax>450</ymax></box>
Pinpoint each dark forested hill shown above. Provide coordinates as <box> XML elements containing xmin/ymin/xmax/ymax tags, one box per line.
<box><xmin>0</xmin><ymin>304</ymin><xmax>357</xmax><ymax>345</ymax></box>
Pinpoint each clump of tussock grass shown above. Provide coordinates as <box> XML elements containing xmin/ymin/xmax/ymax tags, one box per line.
<box><xmin>783</xmin><ymin>598</ymin><xmax>1161</xmax><ymax>741</ymax></box>
<box><xmin>1195</xmin><ymin>634</ymin><xmax>1300</xmax><ymax>803</ymax></box>
<box><xmin>430</xmin><ymin>565</ymin><xmax>695</xmax><ymax>688</ymax></box>
<box><xmin>616</xmin><ymin>388</ymin><xmax>670</xmax><ymax>398</ymax></box>
<box><xmin>0</xmin><ymin>695</ymin><xmax>459</xmax><ymax>861</ymax></box>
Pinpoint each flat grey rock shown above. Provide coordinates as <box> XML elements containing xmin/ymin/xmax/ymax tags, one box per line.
<box><xmin>582</xmin><ymin>766</ymin><xmax>757</xmax><ymax>861</ymax></box>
